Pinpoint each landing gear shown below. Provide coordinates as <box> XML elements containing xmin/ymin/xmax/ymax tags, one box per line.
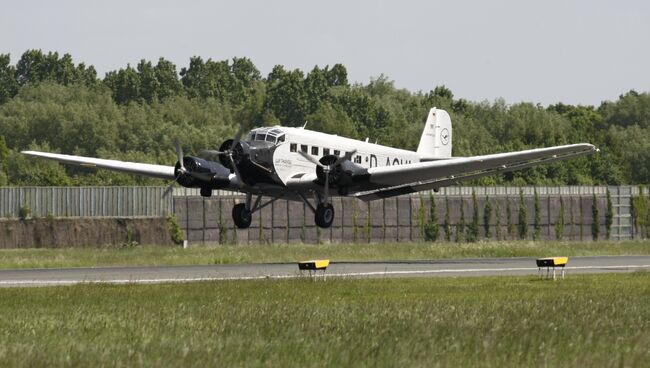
<box><xmin>315</xmin><ymin>203</ymin><xmax>334</xmax><ymax>228</ymax></box>
<box><xmin>231</xmin><ymin>193</ymin><xmax>283</xmax><ymax>229</ymax></box>
<box><xmin>232</xmin><ymin>203</ymin><xmax>252</xmax><ymax>229</ymax></box>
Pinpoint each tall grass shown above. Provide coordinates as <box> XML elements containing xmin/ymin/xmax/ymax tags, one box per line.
<box><xmin>0</xmin><ymin>274</ymin><xmax>648</xmax><ymax>367</ymax></box>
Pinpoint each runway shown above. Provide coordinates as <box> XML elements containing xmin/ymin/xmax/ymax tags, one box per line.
<box><xmin>1</xmin><ymin>255</ymin><xmax>649</xmax><ymax>287</ymax></box>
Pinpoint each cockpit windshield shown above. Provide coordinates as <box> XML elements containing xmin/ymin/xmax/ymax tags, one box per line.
<box><xmin>248</xmin><ymin>127</ymin><xmax>285</xmax><ymax>145</ymax></box>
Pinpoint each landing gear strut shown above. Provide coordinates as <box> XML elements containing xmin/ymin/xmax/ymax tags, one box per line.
<box><xmin>231</xmin><ymin>192</ymin><xmax>282</xmax><ymax>229</ymax></box>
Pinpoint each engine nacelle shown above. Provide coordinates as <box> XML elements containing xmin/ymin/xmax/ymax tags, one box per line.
<box><xmin>174</xmin><ymin>156</ymin><xmax>231</xmax><ymax>189</ymax></box>
<box><xmin>315</xmin><ymin>155</ymin><xmax>369</xmax><ymax>194</ymax></box>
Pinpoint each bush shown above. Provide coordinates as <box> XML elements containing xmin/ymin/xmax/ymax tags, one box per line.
<box><xmin>605</xmin><ymin>188</ymin><xmax>613</xmax><ymax>239</ymax></box>
<box><xmin>591</xmin><ymin>194</ymin><xmax>600</xmax><ymax>240</ymax></box>
<box><xmin>167</xmin><ymin>215</ymin><xmax>185</xmax><ymax>245</ymax></box>
<box><xmin>533</xmin><ymin>188</ymin><xmax>541</xmax><ymax>240</ymax></box>
<box><xmin>483</xmin><ymin>197</ymin><xmax>493</xmax><ymax>239</ymax></box>
<box><xmin>18</xmin><ymin>203</ymin><xmax>31</xmax><ymax>220</ymax></box>
<box><xmin>466</xmin><ymin>191</ymin><xmax>479</xmax><ymax>242</ymax></box>
<box><xmin>518</xmin><ymin>190</ymin><xmax>528</xmax><ymax>240</ymax></box>
<box><xmin>555</xmin><ymin>197</ymin><xmax>565</xmax><ymax>240</ymax></box>
<box><xmin>423</xmin><ymin>194</ymin><xmax>439</xmax><ymax>242</ymax></box>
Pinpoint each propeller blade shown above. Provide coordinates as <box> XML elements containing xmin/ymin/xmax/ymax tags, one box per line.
<box><xmin>174</xmin><ymin>139</ymin><xmax>185</xmax><ymax>170</ymax></box>
<box><xmin>298</xmin><ymin>150</ymin><xmax>324</xmax><ymax>167</ymax></box>
<box><xmin>230</xmin><ymin>125</ymin><xmax>245</xmax><ymax>151</ymax></box>
<box><xmin>162</xmin><ymin>180</ymin><xmax>176</xmax><ymax>198</ymax></box>
<box><xmin>229</xmin><ymin>152</ymin><xmax>245</xmax><ymax>188</ymax></box>
<box><xmin>199</xmin><ymin>149</ymin><xmax>226</xmax><ymax>158</ymax></box>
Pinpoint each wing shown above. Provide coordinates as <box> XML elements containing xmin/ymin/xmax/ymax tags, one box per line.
<box><xmin>356</xmin><ymin>143</ymin><xmax>597</xmax><ymax>201</ymax></box>
<box><xmin>21</xmin><ymin>151</ymin><xmax>176</xmax><ymax>180</ymax></box>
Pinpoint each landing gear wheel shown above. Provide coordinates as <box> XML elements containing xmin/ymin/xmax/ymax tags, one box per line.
<box><xmin>315</xmin><ymin>203</ymin><xmax>335</xmax><ymax>228</ymax></box>
<box><xmin>232</xmin><ymin>203</ymin><xmax>252</xmax><ymax>229</ymax></box>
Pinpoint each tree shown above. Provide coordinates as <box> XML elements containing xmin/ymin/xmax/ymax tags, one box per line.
<box><xmin>483</xmin><ymin>197</ymin><xmax>493</xmax><ymax>239</ymax></box>
<box><xmin>506</xmin><ymin>199</ymin><xmax>514</xmax><ymax>239</ymax></box>
<box><xmin>457</xmin><ymin>198</ymin><xmax>465</xmax><ymax>243</ymax></box>
<box><xmin>494</xmin><ymin>200</ymin><xmax>502</xmax><ymax>240</ymax></box>
<box><xmin>154</xmin><ymin>58</ymin><xmax>183</xmax><ymax>100</ymax></box>
<box><xmin>137</xmin><ymin>59</ymin><xmax>160</xmax><ymax>103</ymax></box>
<box><xmin>533</xmin><ymin>188</ymin><xmax>541</xmax><ymax>240</ymax></box>
<box><xmin>444</xmin><ymin>197</ymin><xmax>452</xmax><ymax>241</ymax></box>
<box><xmin>555</xmin><ymin>197</ymin><xmax>565</xmax><ymax>240</ymax></box>
<box><xmin>424</xmin><ymin>193</ymin><xmax>439</xmax><ymax>241</ymax></box>
<box><xmin>0</xmin><ymin>54</ymin><xmax>19</xmax><ymax>104</ymax></box>
<box><xmin>104</xmin><ymin>65</ymin><xmax>141</xmax><ymax>104</ymax></box>
<box><xmin>605</xmin><ymin>188</ymin><xmax>613</xmax><ymax>239</ymax></box>
<box><xmin>467</xmin><ymin>190</ymin><xmax>479</xmax><ymax>242</ymax></box>
<box><xmin>518</xmin><ymin>190</ymin><xmax>528</xmax><ymax>240</ymax></box>
<box><xmin>304</xmin><ymin>66</ymin><xmax>329</xmax><ymax>114</ymax></box>
<box><xmin>592</xmin><ymin>194</ymin><xmax>600</xmax><ymax>240</ymax></box>
<box><xmin>326</xmin><ymin>64</ymin><xmax>348</xmax><ymax>87</ymax></box>
<box><xmin>264</xmin><ymin>65</ymin><xmax>307</xmax><ymax>125</ymax></box>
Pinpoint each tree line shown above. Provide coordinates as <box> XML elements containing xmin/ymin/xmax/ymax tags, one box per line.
<box><xmin>0</xmin><ymin>49</ymin><xmax>649</xmax><ymax>187</ymax></box>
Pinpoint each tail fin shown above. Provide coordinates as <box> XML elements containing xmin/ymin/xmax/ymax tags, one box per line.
<box><xmin>417</xmin><ymin>108</ymin><xmax>452</xmax><ymax>160</ymax></box>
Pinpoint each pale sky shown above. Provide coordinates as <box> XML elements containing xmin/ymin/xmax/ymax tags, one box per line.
<box><xmin>1</xmin><ymin>0</ymin><xmax>649</xmax><ymax>106</ymax></box>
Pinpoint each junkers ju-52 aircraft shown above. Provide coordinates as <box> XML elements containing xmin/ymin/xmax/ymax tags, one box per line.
<box><xmin>23</xmin><ymin>108</ymin><xmax>597</xmax><ymax>229</ymax></box>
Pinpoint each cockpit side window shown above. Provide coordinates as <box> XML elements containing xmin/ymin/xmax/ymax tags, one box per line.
<box><xmin>266</xmin><ymin>135</ymin><xmax>276</xmax><ymax>143</ymax></box>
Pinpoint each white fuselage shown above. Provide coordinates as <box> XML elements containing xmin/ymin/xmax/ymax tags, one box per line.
<box><xmin>263</xmin><ymin>126</ymin><xmax>421</xmax><ymax>185</ymax></box>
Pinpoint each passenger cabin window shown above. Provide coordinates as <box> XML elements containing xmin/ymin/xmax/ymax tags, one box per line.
<box><xmin>333</xmin><ymin>149</ymin><xmax>340</xmax><ymax>156</ymax></box>
<box><xmin>354</xmin><ymin>155</ymin><xmax>362</xmax><ymax>164</ymax></box>
<box><xmin>290</xmin><ymin>143</ymin><xmax>297</xmax><ymax>152</ymax></box>
<box><xmin>300</xmin><ymin>144</ymin><xmax>308</xmax><ymax>153</ymax></box>
<box><xmin>323</xmin><ymin>148</ymin><xmax>330</xmax><ymax>155</ymax></box>
<box><xmin>311</xmin><ymin>146</ymin><xmax>319</xmax><ymax>155</ymax></box>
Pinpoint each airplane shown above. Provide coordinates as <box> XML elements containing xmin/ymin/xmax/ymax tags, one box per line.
<box><xmin>22</xmin><ymin>108</ymin><xmax>597</xmax><ymax>229</ymax></box>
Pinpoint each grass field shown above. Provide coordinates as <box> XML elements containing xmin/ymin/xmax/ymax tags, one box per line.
<box><xmin>0</xmin><ymin>273</ymin><xmax>648</xmax><ymax>367</ymax></box>
<box><xmin>0</xmin><ymin>240</ymin><xmax>649</xmax><ymax>269</ymax></box>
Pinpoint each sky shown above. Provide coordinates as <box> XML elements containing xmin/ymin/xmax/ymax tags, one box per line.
<box><xmin>1</xmin><ymin>0</ymin><xmax>649</xmax><ymax>106</ymax></box>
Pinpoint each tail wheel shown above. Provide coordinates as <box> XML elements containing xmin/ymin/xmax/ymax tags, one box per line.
<box><xmin>232</xmin><ymin>203</ymin><xmax>252</xmax><ymax>229</ymax></box>
<box><xmin>315</xmin><ymin>203</ymin><xmax>334</xmax><ymax>228</ymax></box>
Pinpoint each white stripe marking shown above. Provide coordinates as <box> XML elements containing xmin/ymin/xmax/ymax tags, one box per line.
<box><xmin>1</xmin><ymin>265</ymin><xmax>648</xmax><ymax>287</ymax></box>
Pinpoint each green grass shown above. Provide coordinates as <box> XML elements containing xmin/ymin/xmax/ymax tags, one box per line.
<box><xmin>0</xmin><ymin>240</ymin><xmax>649</xmax><ymax>269</ymax></box>
<box><xmin>0</xmin><ymin>273</ymin><xmax>648</xmax><ymax>367</ymax></box>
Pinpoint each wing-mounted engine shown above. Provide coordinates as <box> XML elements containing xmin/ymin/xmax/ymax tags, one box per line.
<box><xmin>315</xmin><ymin>155</ymin><xmax>369</xmax><ymax>195</ymax></box>
<box><xmin>174</xmin><ymin>156</ymin><xmax>231</xmax><ymax>189</ymax></box>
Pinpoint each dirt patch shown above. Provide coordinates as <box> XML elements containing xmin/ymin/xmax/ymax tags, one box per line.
<box><xmin>0</xmin><ymin>217</ymin><xmax>175</xmax><ymax>248</ymax></box>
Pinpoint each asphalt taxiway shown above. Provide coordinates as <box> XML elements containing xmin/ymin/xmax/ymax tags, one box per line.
<box><xmin>0</xmin><ymin>255</ymin><xmax>648</xmax><ymax>287</ymax></box>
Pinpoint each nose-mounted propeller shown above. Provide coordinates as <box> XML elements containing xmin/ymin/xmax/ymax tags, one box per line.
<box><xmin>298</xmin><ymin>149</ymin><xmax>357</xmax><ymax>204</ymax></box>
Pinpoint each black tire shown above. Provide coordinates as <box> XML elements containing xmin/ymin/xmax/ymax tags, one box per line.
<box><xmin>315</xmin><ymin>203</ymin><xmax>335</xmax><ymax>228</ymax></box>
<box><xmin>232</xmin><ymin>203</ymin><xmax>252</xmax><ymax>229</ymax></box>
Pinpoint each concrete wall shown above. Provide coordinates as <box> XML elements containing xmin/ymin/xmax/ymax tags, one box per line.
<box><xmin>174</xmin><ymin>189</ymin><xmax>615</xmax><ymax>245</ymax></box>
<box><xmin>0</xmin><ymin>218</ymin><xmax>175</xmax><ymax>248</ymax></box>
